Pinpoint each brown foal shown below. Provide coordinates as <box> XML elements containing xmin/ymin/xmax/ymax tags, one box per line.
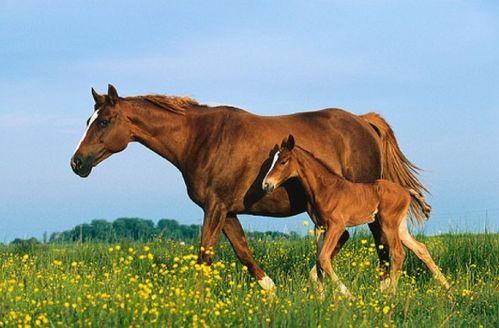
<box><xmin>263</xmin><ymin>135</ymin><xmax>451</xmax><ymax>296</ymax></box>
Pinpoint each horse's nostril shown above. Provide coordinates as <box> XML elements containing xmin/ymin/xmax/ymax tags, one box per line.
<box><xmin>71</xmin><ymin>155</ymin><xmax>82</xmax><ymax>169</ymax></box>
<box><xmin>263</xmin><ymin>182</ymin><xmax>274</xmax><ymax>194</ymax></box>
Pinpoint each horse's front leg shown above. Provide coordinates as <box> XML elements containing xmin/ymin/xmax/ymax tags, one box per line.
<box><xmin>223</xmin><ymin>214</ymin><xmax>275</xmax><ymax>292</ymax></box>
<box><xmin>198</xmin><ymin>202</ymin><xmax>227</xmax><ymax>265</ymax></box>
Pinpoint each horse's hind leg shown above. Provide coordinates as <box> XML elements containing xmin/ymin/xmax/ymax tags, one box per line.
<box><xmin>223</xmin><ymin>215</ymin><xmax>275</xmax><ymax>291</ymax></box>
<box><xmin>368</xmin><ymin>219</ymin><xmax>392</xmax><ymax>291</ymax></box>
<box><xmin>398</xmin><ymin>219</ymin><xmax>451</xmax><ymax>290</ymax></box>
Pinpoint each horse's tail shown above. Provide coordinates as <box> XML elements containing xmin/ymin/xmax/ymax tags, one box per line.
<box><xmin>360</xmin><ymin>112</ymin><xmax>429</xmax><ymax>225</ymax></box>
<box><xmin>407</xmin><ymin>188</ymin><xmax>432</xmax><ymax>220</ymax></box>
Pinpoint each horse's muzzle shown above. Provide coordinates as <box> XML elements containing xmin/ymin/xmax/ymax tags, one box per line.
<box><xmin>71</xmin><ymin>154</ymin><xmax>93</xmax><ymax>177</ymax></box>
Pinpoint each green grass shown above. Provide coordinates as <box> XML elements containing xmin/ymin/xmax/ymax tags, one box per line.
<box><xmin>0</xmin><ymin>233</ymin><xmax>497</xmax><ymax>327</ymax></box>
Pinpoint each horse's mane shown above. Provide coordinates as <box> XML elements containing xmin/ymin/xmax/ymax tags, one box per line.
<box><xmin>127</xmin><ymin>94</ymin><xmax>200</xmax><ymax>114</ymax></box>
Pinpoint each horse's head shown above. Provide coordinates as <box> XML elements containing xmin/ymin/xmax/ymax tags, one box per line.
<box><xmin>71</xmin><ymin>84</ymin><xmax>132</xmax><ymax>177</ymax></box>
<box><xmin>262</xmin><ymin>134</ymin><xmax>297</xmax><ymax>194</ymax></box>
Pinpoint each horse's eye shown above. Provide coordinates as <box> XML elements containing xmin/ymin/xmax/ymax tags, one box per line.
<box><xmin>98</xmin><ymin>119</ymin><xmax>109</xmax><ymax>128</ymax></box>
<box><xmin>280</xmin><ymin>160</ymin><xmax>287</xmax><ymax>165</ymax></box>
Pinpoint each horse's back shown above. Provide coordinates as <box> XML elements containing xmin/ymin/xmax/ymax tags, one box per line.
<box><xmin>186</xmin><ymin>106</ymin><xmax>383</xmax><ymax>214</ymax></box>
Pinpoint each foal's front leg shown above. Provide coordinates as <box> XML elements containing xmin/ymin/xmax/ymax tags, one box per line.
<box><xmin>317</xmin><ymin>223</ymin><xmax>351</xmax><ymax>298</ymax></box>
<box><xmin>309</xmin><ymin>229</ymin><xmax>349</xmax><ymax>284</ymax></box>
<box><xmin>307</xmin><ymin>203</ymin><xmax>350</xmax><ymax>287</ymax></box>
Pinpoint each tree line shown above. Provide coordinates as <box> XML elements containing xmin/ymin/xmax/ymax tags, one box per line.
<box><xmin>9</xmin><ymin>218</ymin><xmax>298</xmax><ymax>245</ymax></box>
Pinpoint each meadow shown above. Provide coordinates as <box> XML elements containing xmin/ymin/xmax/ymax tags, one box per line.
<box><xmin>0</xmin><ymin>232</ymin><xmax>497</xmax><ymax>327</ymax></box>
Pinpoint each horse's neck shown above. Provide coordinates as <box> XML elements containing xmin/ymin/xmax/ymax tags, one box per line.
<box><xmin>294</xmin><ymin>148</ymin><xmax>343</xmax><ymax>205</ymax></box>
<box><xmin>126</xmin><ymin>101</ymin><xmax>191</xmax><ymax>168</ymax></box>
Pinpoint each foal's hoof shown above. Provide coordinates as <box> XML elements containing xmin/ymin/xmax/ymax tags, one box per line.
<box><xmin>380</xmin><ymin>278</ymin><xmax>392</xmax><ymax>293</ymax></box>
<box><xmin>339</xmin><ymin>285</ymin><xmax>352</xmax><ymax>299</ymax></box>
<box><xmin>317</xmin><ymin>288</ymin><xmax>326</xmax><ymax>301</ymax></box>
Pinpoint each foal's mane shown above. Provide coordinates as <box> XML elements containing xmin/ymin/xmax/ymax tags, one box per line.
<box><xmin>127</xmin><ymin>94</ymin><xmax>200</xmax><ymax>114</ymax></box>
<box><xmin>295</xmin><ymin>145</ymin><xmax>344</xmax><ymax>179</ymax></box>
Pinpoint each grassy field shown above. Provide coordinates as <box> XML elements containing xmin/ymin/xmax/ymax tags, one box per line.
<box><xmin>0</xmin><ymin>232</ymin><xmax>497</xmax><ymax>327</ymax></box>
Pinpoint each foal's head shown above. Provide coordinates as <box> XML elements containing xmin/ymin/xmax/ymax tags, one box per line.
<box><xmin>262</xmin><ymin>134</ymin><xmax>297</xmax><ymax>194</ymax></box>
<box><xmin>71</xmin><ymin>84</ymin><xmax>132</xmax><ymax>177</ymax></box>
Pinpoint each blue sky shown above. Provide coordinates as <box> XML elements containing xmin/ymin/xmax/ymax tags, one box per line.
<box><xmin>1</xmin><ymin>1</ymin><xmax>498</xmax><ymax>241</ymax></box>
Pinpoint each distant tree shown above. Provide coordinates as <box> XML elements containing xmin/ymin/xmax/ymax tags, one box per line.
<box><xmin>73</xmin><ymin>223</ymin><xmax>94</xmax><ymax>243</ymax></box>
<box><xmin>90</xmin><ymin>219</ymin><xmax>113</xmax><ymax>241</ymax></box>
<box><xmin>47</xmin><ymin>217</ymin><xmax>295</xmax><ymax>243</ymax></box>
<box><xmin>112</xmin><ymin>218</ymin><xmax>155</xmax><ymax>241</ymax></box>
<box><xmin>11</xmin><ymin>237</ymin><xmax>40</xmax><ymax>245</ymax></box>
<box><xmin>157</xmin><ymin>219</ymin><xmax>180</xmax><ymax>238</ymax></box>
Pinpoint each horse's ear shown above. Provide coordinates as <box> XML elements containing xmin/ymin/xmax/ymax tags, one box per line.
<box><xmin>91</xmin><ymin>88</ymin><xmax>106</xmax><ymax>107</ymax></box>
<box><xmin>107</xmin><ymin>84</ymin><xmax>119</xmax><ymax>105</ymax></box>
<box><xmin>286</xmin><ymin>134</ymin><xmax>295</xmax><ymax>150</ymax></box>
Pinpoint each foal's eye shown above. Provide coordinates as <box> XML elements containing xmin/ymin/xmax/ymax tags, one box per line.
<box><xmin>280</xmin><ymin>160</ymin><xmax>287</xmax><ymax>165</ymax></box>
<box><xmin>97</xmin><ymin>119</ymin><xmax>110</xmax><ymax>128</ymax></box>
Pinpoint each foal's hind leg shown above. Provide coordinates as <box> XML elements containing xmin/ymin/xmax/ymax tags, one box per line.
<box><xmin>383</xmin><ymin>225</ymin><xmax>405</xmax><ymax>294</ymax></box>
<box><xmin>398</xmin><ymin>220</ymin><xmax>451</xmax><ymax>290</ymax></box>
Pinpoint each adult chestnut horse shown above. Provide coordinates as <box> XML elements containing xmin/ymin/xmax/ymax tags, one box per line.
<box><xmin>71</xmin><ymin>84</ymin><xmax>428</xmax><ymax>291</ymax></box>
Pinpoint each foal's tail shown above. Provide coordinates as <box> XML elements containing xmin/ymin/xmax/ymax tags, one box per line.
<box><xmin>407</xmin><ymin>188</ymin><xmax>432</xmax><ymax>219</ymax></box>
<box><xmin>360</xmin><ymin>112</ymin><xmax>429</xmax><ymax>225</ymax></box>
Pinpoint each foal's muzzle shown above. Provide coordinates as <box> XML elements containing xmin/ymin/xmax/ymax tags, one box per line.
<box><xmin>262</xmin><ymin>182</ymin><xmax>275</xmax><ymax>194</ymax></box>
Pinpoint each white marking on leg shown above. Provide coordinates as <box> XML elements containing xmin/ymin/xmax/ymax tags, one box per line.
<box><xmin>399</xmin><ymin>217</ymin><xmax>452</xmax><ymax>290</ymax></box>
<box><xmin>74</xmin><ymin>109</ymin><xmax>100</xmax><ymax>153</ymax></box>
<box><xmin>380</xmin><ymin>277</ymin><xmax>391</xmax><ymax>292</ymax></box>
<box><xmin>338</xmin><ymin>282</ymin><xmax>351</xmax><ymax>298</ymax></box>
<box><xmin>258</xmin><ymin>275</ymin><xmax>276</xmax><ymax>291</ymax></box>
<box><xmin>309</xmin><ymin>265</ymin><xmax>318</xmax><ymax>282</ymax></box>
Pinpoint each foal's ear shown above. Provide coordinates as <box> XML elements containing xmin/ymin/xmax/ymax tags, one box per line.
<box><xmin>286</xmin><ymin>134</ymin><xmax>295</xmax><ymax>150</ymax></box>
<box><xmin>107</xmin><ymin>84</ymin><xmax>119</xmax><ymax>105</ymax></box>
<box><xmin>91</xmin><ymin>88</ymin><xmax>106</xmax><ymax>107</ymax></box>
<box><xmin>280</xmin><ymin>134</ymin><xmax>295</xmax><ymax>150</ymax></box>
<box><xmin>280</xmin><ymin>137</ymin><xmax>288</xmax><ymax>149</ymax></box>
<box><xmin>269</xmin><ymin>144</ymin><xmax>279</xmax><ymax>157</ymax></box>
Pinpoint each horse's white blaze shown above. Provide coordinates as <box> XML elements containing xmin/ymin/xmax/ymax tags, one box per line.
<box><xmin>258</xmin><ymin>275</ymin><xmax>276</xmax><ymax>291</ymax></box>
<box><xmin>74</xmin><ymin>109</ymin><xmax>100</xmax><ymax>154</ymax></box>
<box><xmin>262</xmin><ymin>151</ymin><xmax>280</xmax><ymax>188</ymax></box>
